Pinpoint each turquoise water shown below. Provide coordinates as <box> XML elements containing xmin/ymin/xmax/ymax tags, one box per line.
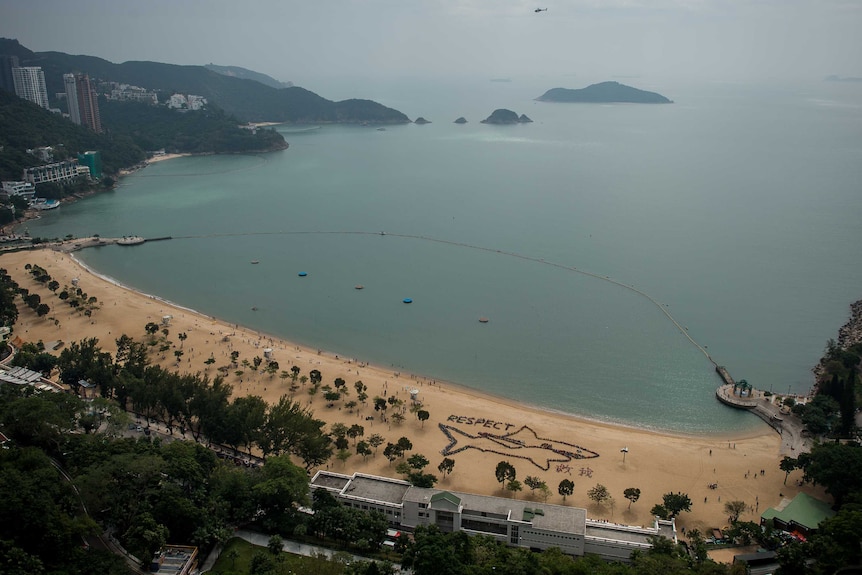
<box><xmin>21</xmin><ymin>77</ymin><xmax>862</xmax><ymax>433</ymax></box>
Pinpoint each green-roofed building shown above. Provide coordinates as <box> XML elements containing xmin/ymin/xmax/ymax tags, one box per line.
<box><xmin>760</xmin><ymin>492</ymin><xmax>835</xmax><ymax>536</ymax></box>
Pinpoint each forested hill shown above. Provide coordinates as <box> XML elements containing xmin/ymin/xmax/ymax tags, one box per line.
<box><xmin>0</xmin><ymin>89</ymin><xmax>145</xmax><ymax>180</ymax></box>
<box><xmin>0</xmin><ymin>39</ymin><xmax>410</xmax><ymax>124</ymax></box>
<box><xmin>537</xmin><ymin>82</ymin><xmax>673</xmax><ymax>104</ymax></box>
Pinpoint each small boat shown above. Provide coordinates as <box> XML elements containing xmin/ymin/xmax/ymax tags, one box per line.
<box><xmin>479</xmin><ymin>317</ymin><xmax>489</xmax><ymax>323</ymax></box>
<box><xmin>355</xmin><ymin>285</ymin><xmax>364</xmax><ymax>290</ymax></box>
<box><xmin>251</xmin><ymin>306</ymin><xmax>258</xmax><ymax>311</ymax></box>
<box><xmin>403</xmin><ymin>298</ymin><xmax>413</xmax><ymax>304</ymax></box>
<box><xmin>251</xmin><ymin>260</ymin><xmax>259</xmax><ymax>264</ymax></box>
<box><xmin>377</xmin><ymin>127</ymin><xmax>386</xmax><ymax>131</ymax></box>
<box><xmin>298</xmin><ymin>271</ymin><xmax>308</xmax><ymax>277</ymax></box>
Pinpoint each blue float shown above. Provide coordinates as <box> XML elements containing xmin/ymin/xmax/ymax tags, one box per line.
<box><xmin>298</xmin><ymin>272</ymin><xmax>308</xmax><ymax>277</ymax></box>
<box><xmin>403</xmin><ymin>298</ymin><xmax>413</xmax><ymax>304</ymax></box>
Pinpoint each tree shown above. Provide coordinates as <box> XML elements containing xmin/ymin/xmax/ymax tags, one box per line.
<box><xmin>267</xmin><ymin>534</ymin><xmax>283</xmax><ymax>555</ymax></box>
<box><xmin>780</xmin><ymin>456</ymin><xmax>797</xmax><ymax>485</ymax></box>
<box><xmin>438</xmin><ymin>457</ymin><xmax>455</xmax><ymax>479</ymax></box>
<box><xmin>587</xmin><ymin>484</ymin><xmax>610</xmax><ymax>506</ymax></box>
<box><xmin>506</xmin><ymin>479</ymin><xmax>522</xmax><ymax>497</ymax></box>
<box><xmin>356</xmin><ymin>441</ymin><xmax>372</xmax><ymax>460</ymax></box>
<box><xmin>798</xmin><ymin>441</ymin><xmax>862</xmax><ymax>506</ymax></box>
<box><xmin>396</xmin><ymin>436</ymin><xmax>413</xmax><ymax>453</ymax></box>
<box><xmin>391</xmin><ymin>412</ymin><xmax>405</xmax><ymax>425</ymax></box>
<box><xmin>417</xmin><ymin>409</ymin><xmax>430</xmax><ymax>427</ymax></box>
<box><xmin>337</xmin><ymin>449</ymin><xmax>351</xmax><ymax>466</ymax></box>
<box><xmin>558</xmin><ymin>479</ymin><xmax>574</xmax><ymax>501</ymax></box>
<box><xmin>662</xmin><ymin>492</ymin><xmax>692</xmax><ymax>517</ymax></box>
<box><xmin>309</xmin><ymin>369</ymin><xmax>322</xmax><ymax>384</ymax></box>
<box><xmin>368</xmin><ymin>433</ymin><xmax>385</xmax><ymax>454</ymax></box>
<box><xmin>177</xmin><ymin>332</ymin><xmax>187</xmax><ymax>348</ymax></box>
<box><xmin>650</xmin><ymin>504</ymin><xmax>670</xmax><ymax>520</ymax></box>
<box><xmin>724</xmin><ymin>500</ymin><xmax>748</xmax><ymax>524</ymax></box>
<box><xmin>623</xmin><ymin>487</ymin><xmax>641</xmax><ymax>509</ymax></box>
<box><xmin>495</xmin><ymin>461</ymin><xmax>516</xmax><ymax>487</ymax></box>
<box><xmin>524</xmin><ymin>475</ymin><xmax>543</xmax><ymax>493</ymax></box>
<box><xmin>383</xmin><ymin>443</ymin><xmax>401</xmax><ymax>465</ymax></box>
<box><xmin>407</xmin><ymin>453</ymin><xmax>429</xmax><ymax>470</ymax></box>
<box><xmin>347</xmin><ymin>424</ymin><xmax>365</xmax><ymax>445</ymax></box>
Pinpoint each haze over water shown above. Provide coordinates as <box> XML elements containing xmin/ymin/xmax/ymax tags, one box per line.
<box><xmin>23</xmin><ymin>77</ymin><xmax>862</xmax><ymax>434</ymax></box>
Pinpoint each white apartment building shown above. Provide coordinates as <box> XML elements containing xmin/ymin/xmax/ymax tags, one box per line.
<box><xmin>23</xmin><ymin>160</ymin><xmax>90</xmax><ymax>185</ymax></box>
<box><xmin>0</xmin><ymin>181</ymin><xmax>36</xmax><ymax>200</ymax></box>
<box><xmin>12</xmin><ymin>67</ymin><xmax>49</xmax><ymax>109</ymax></box>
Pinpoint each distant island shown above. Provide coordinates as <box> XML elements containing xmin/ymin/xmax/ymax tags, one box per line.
<box><xmin>480</xmin><ymin>109</ymin><xmax>533</xmax><ymax>125</ymax></box>
<box><xmin>414</xmin><ymin>117</ymin><xmax>431</xmax><ymax>125</ymax></box>
<box><xmin>454</xmin><ymin>117</ymin><xmax>467</xmax><ymax>124</ymax></box>
<box><xmin>537</xmin><ymin>81</ymin><xmax>672</xmax><ymax>104</ymax></box>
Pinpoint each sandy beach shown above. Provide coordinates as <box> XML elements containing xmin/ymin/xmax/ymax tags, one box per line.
<box><xmin>1</xmin><ymin>247</ymin><xmax>825</xmax><ymax>538</ymax></box>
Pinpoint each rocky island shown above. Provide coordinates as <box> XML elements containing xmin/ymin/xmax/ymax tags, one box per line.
<box><xmin>537</xmin><ymin>81</ymin><xmax>672</xmax><ymax>104</ymax></box>
<box><xmin>414</xmin><ymin>117</ymin><xmax>431</xmax><ymax>124</ymax></box>
<box><xmin>454</xmin><ymin>117</ymin><xmax>468</xmax><ymax>124</ymax></box>
<box><xmin>480</xmin><ymin>109</ymin><xmax>533</xmax><ymax>124</ymax></box>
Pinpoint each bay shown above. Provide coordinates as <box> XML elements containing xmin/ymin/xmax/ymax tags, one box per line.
<box><xmin>22</xmin><ymin>76</ymin><xmax>862</xmax><ymax>433</ymax></box>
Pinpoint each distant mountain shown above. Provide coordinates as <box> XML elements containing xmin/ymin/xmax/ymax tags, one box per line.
<box><xmin>0</xmin><ymin>39</ymin><xmax>410</xmax><ymax>124</ymax></box>
<box><xmin>537</xmin><ymin>81</ymin><xmax>672</xmax><ymax>104</ymax></box>
<box><xmin>204</xmin><ymin>64</ymin><xmax>293</xmax><ymax>89</ymax></box>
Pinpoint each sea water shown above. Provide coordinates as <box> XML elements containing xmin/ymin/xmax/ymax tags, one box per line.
<box><xmin>21</xmin><ymin>76</ymin><xmax>862</xmax><ymax>433</ymax></box>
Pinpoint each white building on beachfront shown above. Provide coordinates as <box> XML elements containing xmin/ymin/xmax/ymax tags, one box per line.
<box><xmin>310</xmin><ymin>471</ymin><xmax>677</xmax><ymax>562</ymax></box>
<box><xmin>1</xmin><ymin>181</ymin><xmax>36</xmax><ymax>200</ymax></box>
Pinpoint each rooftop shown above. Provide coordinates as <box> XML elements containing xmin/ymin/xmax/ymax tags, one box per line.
<box><xmin>341</xmin><ymin>474</ymin><xmax>412</xmax><ymax>506</ymax></box>
<box><xmin>310</xmin><ymin>471</ymin><xmax>351</xmax><ymax>492</ymax></box>
<box><xmin>761</xmin><ymin>492</ymin><xmax>835</xmax><ymax>531</ymax></box>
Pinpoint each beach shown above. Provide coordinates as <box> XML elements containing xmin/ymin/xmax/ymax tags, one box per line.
<box><xmin>1</xmin><ymin>247</ymin><xmax>824</xmax><ymax>538</ymax></box>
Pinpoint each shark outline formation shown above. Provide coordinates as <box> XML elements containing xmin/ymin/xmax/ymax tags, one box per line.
<box><xmin>439</xmin><ymin>423</ymin><xmax>599</xmax><ymax>471</ymax></box>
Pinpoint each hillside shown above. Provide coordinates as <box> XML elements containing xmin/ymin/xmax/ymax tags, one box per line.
<box><xmin>537</xmin><ymin>81</ymin><xmax>673</xmax><ymax>104</ymax></box>
<box><xmin>204</xmin><ymin>63</ymin><xmax>293</xmax><ymax>89</ymax></box>
<box><xmin>0</xmin><ymin>89</ymin><xmax>145</xmax><ymax>180</ymax></box>
<box><xmin>0</xmin><ymin>38</ymin><xmax>410</xmax><ymax>124</ymax></box>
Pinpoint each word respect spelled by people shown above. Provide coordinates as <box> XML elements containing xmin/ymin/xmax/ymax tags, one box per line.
<box><xmin>447</xmin><ymin>415</ymin><xmax>516</xmax><ymax>431</ymax></box>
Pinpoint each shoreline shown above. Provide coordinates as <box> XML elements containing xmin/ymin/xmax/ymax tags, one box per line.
<box><xmin>69</xmin><ymin>247</ymin><xmax>761</xmax><ymax>442</ymax></box>
<box><xmin>1</xmin><ymin>246</ymin><xmax>825</xmax><ymax>534</ymax></box>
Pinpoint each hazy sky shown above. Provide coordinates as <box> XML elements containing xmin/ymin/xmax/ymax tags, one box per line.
<box><xmin>1</xmin><ymin>0</ymin><xmax>860</xmax><ymax>85</ymax></box>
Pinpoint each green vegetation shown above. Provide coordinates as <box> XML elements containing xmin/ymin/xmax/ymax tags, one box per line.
<box><xmin>0</xmin><ymin>88</ymin><xmax>145</xmax><ymax>181</ymax></box>
<box><xmin>100</xmin><ymin>99</ymin><xmax>286</xmax><ymax>154</ymax></box>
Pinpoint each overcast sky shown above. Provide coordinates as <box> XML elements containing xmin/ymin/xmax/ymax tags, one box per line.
<box><xmin>1</xmin><ymin>0</ymin><xmax>860</xmax><ymax>85</ymax></box>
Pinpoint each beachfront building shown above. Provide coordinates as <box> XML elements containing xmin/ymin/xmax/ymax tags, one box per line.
<box><xmin>23</xmin><ymin>160</ymin><xmax>91</xmax><ymax>186</ymax></box>
<box><xmin>760</xmin><ymin>492</ymin><xmax>835</xmax><ymax>538</ymax></box>
<box><xmin>311</xmin><ymin>471</ymin><xmax>676</xmax><ymax>562</ymax></box>
<box><xmin>1</xmin><ymin>181</ymin><xmax>36</xmax><ymax>200</ymax></box>
<box><xmin>12</xmin><ymin>66</ymin><xmax>49</xmax><ymax>109</ymax></box>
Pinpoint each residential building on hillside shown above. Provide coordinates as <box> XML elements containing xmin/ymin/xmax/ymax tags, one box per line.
<box><xmin>311</xmin><ymin>471</ymin><xmax>677</xmax><ymax>563</ymax></box>
<box><xmin>65</xmin><ymin>73</ymin><xmax>102</xmax><ymax>133</ymax></box>
<box><xmin>23</xmin><ymin>160</ymin><xmax>90</xmax><ymax>186</ymax></box>
<box><xmin>63</xmin><ymin>73</ymin><xmax>81</xmax><ymax>125</ymax></box>
<box><xmin>106</xmin><ymin>82</ymin><xmax>158</xmax><ymax>104</ymax></box>
<box><xmin>12</xmin><ymin>66</ymin><xmax>49</xmax><ymax>109</ymax></box>
<box><xmin>760</xmin><ymin>492</ymin><xmax>836</xmax><ymax>538</ymax></box>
